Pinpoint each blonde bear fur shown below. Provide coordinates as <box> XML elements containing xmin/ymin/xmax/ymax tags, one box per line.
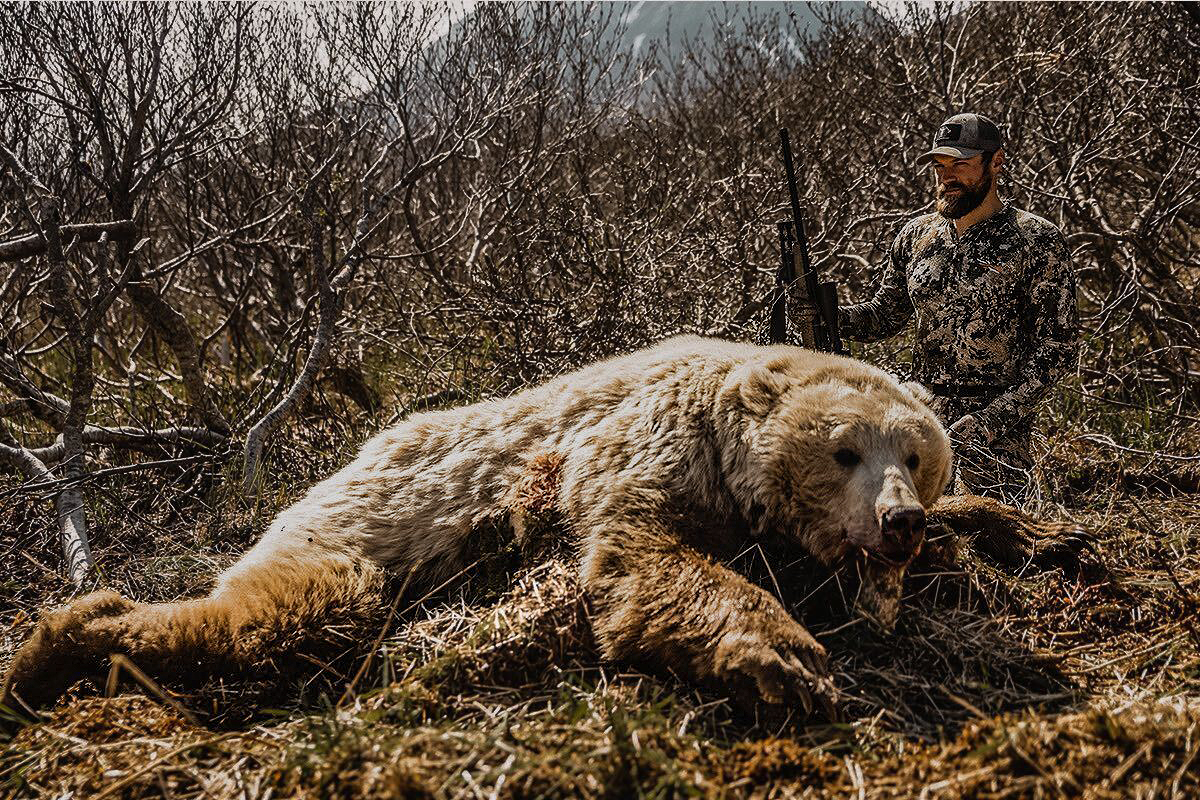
<box><xmin>3</xmin><ymin>336</ymin><xmax>952</xmax><ymax>717</ymax></box>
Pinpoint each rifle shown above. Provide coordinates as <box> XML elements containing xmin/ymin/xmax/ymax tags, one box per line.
<box><xmin>769</xmin><ymin>129</ymin><xmax>842</xmax><ymax>353</ymax></box>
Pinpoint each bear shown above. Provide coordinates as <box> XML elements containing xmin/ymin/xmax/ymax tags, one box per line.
<box><xmin>2</xmin><ymin>336</ymin><xmax>953</xmax><ymax>721</ymax></box>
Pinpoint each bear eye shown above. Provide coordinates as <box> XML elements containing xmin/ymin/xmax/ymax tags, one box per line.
<box><xmin>834</xmin><ymin>448</ymin><xmax>861</xmax><ymax>468</ymax></box>
<box><xmin>906</xmin><ymin>453</ymin><xmax>920</xmax><ymax>470</ymax></box>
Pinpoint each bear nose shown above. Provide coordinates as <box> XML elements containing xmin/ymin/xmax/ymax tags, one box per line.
<box><xmin>881</xmin><ymin>506</ymin><xmax>926</xmax><ymax>549</ymax></box>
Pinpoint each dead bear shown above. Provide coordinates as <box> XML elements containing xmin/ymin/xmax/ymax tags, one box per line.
<box><xmin>3</xmin><ymin>336</ymin><xmax>956</xmax><ymax>720</ymax></box>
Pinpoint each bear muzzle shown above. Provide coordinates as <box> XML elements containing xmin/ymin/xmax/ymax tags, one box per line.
<box><xmin>874</xmin><ymin>505</ymin><xmax>927</xmax><ymax>565</ymax></box>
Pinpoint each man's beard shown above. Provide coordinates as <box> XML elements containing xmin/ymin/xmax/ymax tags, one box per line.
<box><xmin>936</xmin><ymin>170</ymin><xmax>992</xmax><ymax>219</ymax></box>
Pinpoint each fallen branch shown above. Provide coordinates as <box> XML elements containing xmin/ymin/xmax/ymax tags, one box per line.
<box><xmin>10</xmin><ymin>453</ymin><xmax>211</xmax><ymax>495</ymax></box>
<box><xmin>1074</xmin><ymin>434</ymin><xmax>1200</xmax><ymax>462</ymax></box>
<box><xmin>26</xmin><ymin>424</ymin><xmax>227</xmax><ymax>463</ymax></box>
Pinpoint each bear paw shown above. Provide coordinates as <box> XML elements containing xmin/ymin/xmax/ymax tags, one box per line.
<box><xmin>714</xmin><ymin>626</ymin><xmax>838</xmax><ymax>721</ymax></box>
<box><xmin>1021</xmin><ymin>522</ymin><xmax>1099</xmax><ymax>574</ymax></box>
<box><xmin>2</xmin><ymin>590</ymin><xmax>137</xmax><ymax>717</ymax></box>
<box><xmin>929</xmin><ymin>495</ymin><xmax>1104</xmax><ymax>580</ymax></box>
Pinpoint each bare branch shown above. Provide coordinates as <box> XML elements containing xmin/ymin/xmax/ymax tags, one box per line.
<box><xmin>0</xmin><ymin>219</ymin><xmax>135</xmax><ymax>263</ymax></box>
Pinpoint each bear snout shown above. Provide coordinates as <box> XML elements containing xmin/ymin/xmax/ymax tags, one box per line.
<box><xmin>879</xmin><ymin>505</ymin><xmax>926</xmax><ymax>560</ymax></box>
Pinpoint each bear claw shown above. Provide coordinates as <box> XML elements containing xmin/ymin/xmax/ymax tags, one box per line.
<box><xmin>717</xmin><ymin>629</ymin><xmax>838</xmax><ymax>721</ymax></box>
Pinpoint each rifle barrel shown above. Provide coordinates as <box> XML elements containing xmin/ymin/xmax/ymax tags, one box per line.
<box><xmin>780</xmin><ymin>130</ymin><xmax>805</xmax><ymax>232</ymax></box>
<box><xmin>779</xmin><ymin>130</ymin><xmax>820</xmax><ymax>303</ymax></box>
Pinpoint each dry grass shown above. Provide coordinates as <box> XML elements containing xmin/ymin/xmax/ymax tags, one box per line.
<box><xmin>2</xmin><ymin>416</ymin><xmax>1199</xmax><ymax>798</ymax></box>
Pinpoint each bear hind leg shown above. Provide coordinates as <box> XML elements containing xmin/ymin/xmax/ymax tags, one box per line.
<box><xmin>2</xmin><ymin>551</ymin><xmax>387</xmax><ymax>715</ymax></box>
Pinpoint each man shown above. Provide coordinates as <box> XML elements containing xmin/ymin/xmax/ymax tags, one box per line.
<box><xmin>839</xmin><ymin>113</ymin><xmax>1079</xmax><ymax>500</ymax></box>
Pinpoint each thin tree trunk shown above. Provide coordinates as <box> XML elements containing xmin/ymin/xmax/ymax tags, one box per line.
<box><xmin>123</xmin><ymin>280</ymin><xmax>231</xmax><ymax>435</ymax></box>
<box><xmin>242</xmin><ymin>291</ymin><xmax>344</xmax><ymax>491</ymax></box>
<box><xmin>0</xmin><ymin>436</ymin><xmax>94</xmax><ymax>586</ymax></box>
<box><xmin>41</xmin><ymin>198</ymin><xmax>98</xmax><ymax>586</ymax></box>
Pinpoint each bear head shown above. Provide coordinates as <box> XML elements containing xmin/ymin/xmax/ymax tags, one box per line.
<box><xmin>719</xmin><ymin>352</ymin><xmax>952</xmax><ymax>568</ymax></box>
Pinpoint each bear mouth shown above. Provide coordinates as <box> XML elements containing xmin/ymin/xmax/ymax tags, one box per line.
<box><xmin>861</xmin><ymin>545</ymin><xmax>917</xmax><ymax>568</ymax></box>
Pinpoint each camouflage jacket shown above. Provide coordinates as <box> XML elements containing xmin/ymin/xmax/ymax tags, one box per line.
<box><xmin>840</xmin><ymin>203</ymin><xmax>1079</xmax><ymax>436</ymax></box>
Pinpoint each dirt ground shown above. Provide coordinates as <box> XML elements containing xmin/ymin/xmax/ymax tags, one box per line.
<box><xmin>2</xmin><ymin>422</ymin><xmax>1198</xmax><ymax>799</ymax></box>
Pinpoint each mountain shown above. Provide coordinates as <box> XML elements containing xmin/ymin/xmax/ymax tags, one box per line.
<box><xmin>603</xmin><ymin>1</ymin><xmax>862</xmax><ymax>62</ymax></box>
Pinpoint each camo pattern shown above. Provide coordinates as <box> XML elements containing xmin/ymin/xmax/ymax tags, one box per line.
<box><xmin>923</xmin><ymin>392</ymin><xmax>1035</xmax><ymax>502</ymax></box>
<box><xmin>840</xmin><ymin>203</ymin><xmax>1079</xmax><ymax>443</ymax></box>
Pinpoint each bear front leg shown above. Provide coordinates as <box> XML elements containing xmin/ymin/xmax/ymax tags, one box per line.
<box><xmin>928</xmin><ymin>494</ymin><xmax>1101</xmax><ymax>577</ymax></box>
<box><xmin>581</xmin><ymin>518</ymin><xmax>837</xmax><ymax>719</ymax></box>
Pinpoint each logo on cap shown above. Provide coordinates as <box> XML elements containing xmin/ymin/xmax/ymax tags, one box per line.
<box><xmin>937</xmin><ymin>124</ymin><xmax>961</xmax><ymax>143</ymax></box>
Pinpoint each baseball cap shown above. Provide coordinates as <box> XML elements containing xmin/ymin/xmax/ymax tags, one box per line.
<box><xmin>916</xmin><ymin>113</ymin><xmax>1004</xmax><ymax>165</ymax></box>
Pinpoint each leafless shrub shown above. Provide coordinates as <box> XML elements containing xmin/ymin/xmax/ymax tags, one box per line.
<box><xmin>0</xmin><ymin>2</ymin><xmax>1196</xmax><ymax>583</ymax></box>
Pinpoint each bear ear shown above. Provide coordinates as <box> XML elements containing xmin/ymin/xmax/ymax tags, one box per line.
<box><xmin>728</xmin><ymin>361</ymin><xmax>792</xmax><ymax>416</ymax></box>
<box><xmin>900</xmin><ymin>380</ymin><xmax>934</xmax><ymax>407</ymax></box>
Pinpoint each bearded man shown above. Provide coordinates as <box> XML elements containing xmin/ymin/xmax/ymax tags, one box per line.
<box><xmin>839</xmin><ymin>113</ymin><xmax>1079</xmax><ymax>501</ymax></box>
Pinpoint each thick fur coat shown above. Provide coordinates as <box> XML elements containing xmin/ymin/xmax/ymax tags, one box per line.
<box><xmin>3</xmin><ymin>336</ymin><xmax>952</xmax><ymax>717</ymax></box>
